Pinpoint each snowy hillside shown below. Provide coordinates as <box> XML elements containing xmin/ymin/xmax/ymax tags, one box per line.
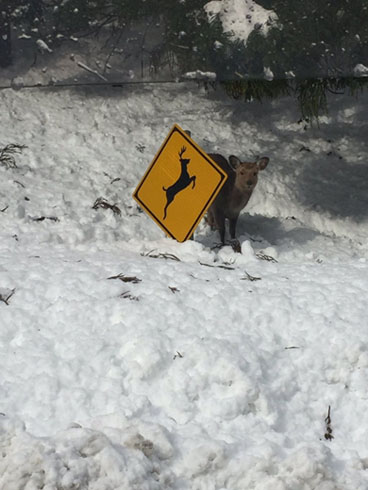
<box><xmin>0</xmin><ymin>83</ymin><xmax>368</xmax><ymax>489</ymax></box>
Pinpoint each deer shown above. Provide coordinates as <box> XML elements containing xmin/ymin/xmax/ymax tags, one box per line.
<box><xmin>206</xmin><ymin>153</ymin><xmax>269</xmax><ymax>249</ymax></box>
<box><xmin>163</xmin><ymin>146</ymin><xmax>196</xmax><ymax>220</ymax></box>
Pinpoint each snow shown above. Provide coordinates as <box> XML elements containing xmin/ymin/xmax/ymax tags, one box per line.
<box><xmin>0</xmin><ymin>81</ymin><xmax>368</xmax><ymax>489</ymax></box>
<box><xmin>183</xmin><ymin>71</ymin><xmax>217</xmax><ymax>81</ymax></box>
<box><xmin>264</xmin><ymin>66</ymin><xmax>274</xmax><ymax>81</ymax></box>
<box><xmin>205</xmin><ymin>0</ymin><xmax>277</xmax><ymax>43</ymax></box>
<box><xmin>36</xmin><ymin>39</ymin><xmax>53</xmax><ymax>54</ymax></box>
<box><xmin>354</xmin><ymin>63</ymin><xmax>368</xmax><ymax>77</ymax></box>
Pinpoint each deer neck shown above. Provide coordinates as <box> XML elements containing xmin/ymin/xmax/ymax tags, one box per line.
<box><xmin>231</xmin><ymin>184</ymin><xmax>252</xmax><ymax>210</ymax></box>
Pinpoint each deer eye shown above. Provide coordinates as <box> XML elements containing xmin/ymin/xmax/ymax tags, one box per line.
<box><xmin>253</xmin><ymin>172</ymin><xmax>257</xmax><ymax>176</ymax></box>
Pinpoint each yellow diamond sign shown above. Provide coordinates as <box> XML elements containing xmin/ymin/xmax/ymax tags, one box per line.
<box><xmin>133</xmin><ymin>124</ymin><xmax>228</xmax><ymax>242</ymax></box>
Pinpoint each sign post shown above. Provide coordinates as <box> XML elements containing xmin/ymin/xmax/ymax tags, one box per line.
<box><xmin>133</xmin><ymin>124</ymin><xmax>227</xmax><ymax>242</ymax></box>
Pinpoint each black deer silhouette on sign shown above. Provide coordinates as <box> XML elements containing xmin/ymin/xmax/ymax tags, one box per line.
<box><xmin>163</xmin><ymin>146</ymin><xmax>196</xmax><ymax>220</ymax></box>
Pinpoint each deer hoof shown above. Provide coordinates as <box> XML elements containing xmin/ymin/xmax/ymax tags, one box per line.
<box><xmin>229</xmin><ymin>239</ymin><xmax>241</xmax><ymax>253</ymax></box>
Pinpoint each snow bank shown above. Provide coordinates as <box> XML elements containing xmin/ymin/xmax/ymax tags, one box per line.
<box><xmin>205</xmin><ymin>0</ymin><xmax>277</xmax><ymax>43</ymax></box>
<box><xmin>0</xmin><ymin>82</ymin><xmax>367</xmax><ymax>488</ymax></box>
<box><xmin>0</xmin><ymin>416</ymin><xmax>162</xmax><ymax>490</ymax></box>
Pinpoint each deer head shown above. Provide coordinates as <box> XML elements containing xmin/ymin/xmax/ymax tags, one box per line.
<box><xmin>229</xmin><ymin>155</ymin><xmax>269</xmax><ymax>193</ymax></box>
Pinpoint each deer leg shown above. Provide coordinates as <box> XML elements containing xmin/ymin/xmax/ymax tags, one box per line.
<box><xmin>229</xmin><ymin>216</ymin><xmax>238</xmax><ymax>240</ymax></box>
<box><xmin>191</xmin><ymin>176</ymin><xmax>196</xmax><ymax>189</ymax></box>
<box><xmin>229</xmin><ymin>216</ymin><xmax>241</xmax><ymax>252</ymax></box>
<box><xmin>206</xmin><ymin>208</ymin><xmax>216</xmax><ymax>229</ymax></box>
<box><xmin>214</xmin><ymin>208</ymin><xmax>226</xmax><ymax>244</ymax></box>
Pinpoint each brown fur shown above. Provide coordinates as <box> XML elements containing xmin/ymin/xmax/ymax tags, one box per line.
<box><xmin>207</xmin><ymin>154</ymin><xmax>269</xmax><ymax>244</ymax></box>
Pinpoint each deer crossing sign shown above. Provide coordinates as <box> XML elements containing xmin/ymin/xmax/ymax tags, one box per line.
<box><xmin>133</xmin><ymin>125</ymin><xmax>228</xmax><ymax>242</ymax></box>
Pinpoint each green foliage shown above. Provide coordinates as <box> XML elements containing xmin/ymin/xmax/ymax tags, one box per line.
<box><xmin>53</xmin><ymin>0</ymin><xmax>90</xmax><ymax>35</ymax></box>
<box><xmin>222</xmin><ymin>77</ymin><xmax>368</xmax><ymax>120</ymax></box>
<box><xmin>221</xmin><ymin>79</ymin><xmax>290</xmax><ymax>101</ymax></box>
<box><xmin>164</xmin><ymin>9</ymin><xmax>234</xmax><ymax>74</ymax></box>
<box><xmin>0</xmin><ymin>0</ymin><xmax>46</xmax><ymax>67</ymax></box>
<box><xmin>295</xmin><ymin>79</ymin><xmax>330</xmax><ymax>120</ymax></box>
<box><xmin>218</xmin><ymin>0</ymin><xmax>368</xmax><ymax>119</ymax></box>
<box><xmin>1</xmin><ymin>0</ymin><xmax>367</xmax><ymax>120</ymax></box>
<box><xmin>0</xmin><ymin>1</ymin><xmax>12</xmax><ymax>67</ymax></box>
<box><xmin>245</xmin><ymin>0</ymin><xmax>368</xmax><ymax>78</ymax></box>
<box><xmin>71</xmin><ymin>0</ymin><xmax>237</xmax><ymax>75</ymax></box>
<box><xmin>294</xmin><ymin>77</ymin><xmax>368</xmax><ymax>119</ymax></box>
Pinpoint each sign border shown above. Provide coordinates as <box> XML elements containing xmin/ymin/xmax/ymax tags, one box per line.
<box><xmin>133</xmin><ymin>124</ymin><xmax>227</xmax><ymax>242</ymax></box>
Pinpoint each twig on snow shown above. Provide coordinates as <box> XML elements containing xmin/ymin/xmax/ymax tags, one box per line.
<box><xmin>241</xmin><ymin>271</ymin><xmax>261</xmax><ymax>281</ymax></box>
<box><xmin>92</xmin><ymin>197</ymin><xmax>121</xmax><ymax>216</ymax></box>
<box><xmin>142</xmin><ymin>250</ymin><xmax>181</xmax><ymax>262</ymax></box>
<box><xmin>199</xmin><ymin>261</ymin><xmax>235</xmax><ymax>270</ymax></box>
<box><xmin>324</xmin><ymin>405</ymin><xmax>334</xmax><ymax>440</ymax></box>
<box><xmin>256</xmin><ymin>251</ymin><xmax>278</xmax><ymax>263</ymax></box>
<box><xmin>120</xmin><ymin>291</ymin><xmax>139</xmax><ymax>301</ymax></box>
<box><xmin>77</xmin><ymin>61</ymin><xmax>108</xmax><ymax>81</ymax></box>
<box><xmin>0</xmin><ymin>288</ymin><xmax>15</xmax><ymax>305</ymax></box>
<box><xmin>108</xmin><ymin>274</ymin><xmax>141</xmax><ymax>284</ymax></box>
<box><xmin>0</xmin><ymin>144</ymin><xmax>27</xmax><ymax>168</ymax></box>
<box><xmin>30</xmin><ymin>216</ymin><xmax>59</xmax><ymax>222</ymax></box>
<box><xmin>14</xmin><ymin>180</ymin><xmax>26</xmax><ymax>188</ymax></box>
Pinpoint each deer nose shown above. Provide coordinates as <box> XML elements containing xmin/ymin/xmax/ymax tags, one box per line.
<box><xmin>247</xmin><ymin>180</ymin><xmax>253</xmax><ymax>186</ymax></box>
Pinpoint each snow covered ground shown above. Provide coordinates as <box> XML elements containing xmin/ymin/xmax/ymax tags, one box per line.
<box><xmin>0</xmin><ymin>82</ymin><xmax>368</xmax><ymax>489</ymax></box>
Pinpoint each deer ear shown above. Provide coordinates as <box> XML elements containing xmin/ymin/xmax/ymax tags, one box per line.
<box><xmin>229</xmin><ymin>155</ymin><xmax>241</xmax><ymax>169</ymax></box>
<box><xmin>257</xmin><ymin>157</ymin><xmax>269</xmax><ymax>170</ymax></box>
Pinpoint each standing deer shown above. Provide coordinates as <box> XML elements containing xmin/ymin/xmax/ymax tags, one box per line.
<box><xmin>207</xmin><ymin>153</ymin><xmax>269</xmax><ymax>247</ymax></box>
<box><xmin>163</xmin><ymin>146</ymin><xmax>196</xmax><ymax>219</ymax></box>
